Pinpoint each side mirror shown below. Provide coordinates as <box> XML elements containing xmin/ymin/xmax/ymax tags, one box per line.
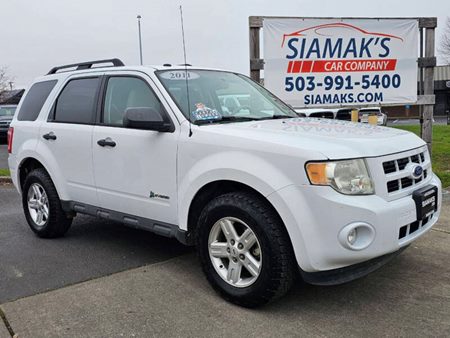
<box><xmin>123</xmin><ymin>107</ymin><xmax>172</xmax><ymax>132</ymax></box>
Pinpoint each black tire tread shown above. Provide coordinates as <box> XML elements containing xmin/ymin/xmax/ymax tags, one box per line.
<box><xmin>196</xmin><ymin>191</ymin><xmax>296</xmax><ymax>307</ymax></box>
<box><xmin>22</xmin><ymin>168</ymin><xmax>72</xmax><ymax>238</ymax></box>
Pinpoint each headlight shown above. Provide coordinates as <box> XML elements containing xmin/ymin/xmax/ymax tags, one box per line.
<box><xmin>306</xmin><ymin>159</ymin><xmax>374</xmax><ymax>195</ymax></box>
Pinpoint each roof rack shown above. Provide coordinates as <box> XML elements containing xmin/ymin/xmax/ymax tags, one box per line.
<box><xmin>47</xmin><ymin>58</ymin><xmax>125</xmax><ymax>75</ymax></box>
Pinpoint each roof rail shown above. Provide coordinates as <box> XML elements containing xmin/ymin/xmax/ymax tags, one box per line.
<box><xmin>47</xmin><ymin>58</ymin><xmax>125</xmax><ymax>75</ymax></box>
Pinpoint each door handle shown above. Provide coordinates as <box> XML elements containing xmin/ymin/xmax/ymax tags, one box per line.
<box><xmin>42</xmin><ymin>132</ymin><xmax>57</xmax><ymax>140</ymax></box>
<box><xmin>97</xmin><ymin>138</ymin><xmax>116</xmax><ymax>147</ymax></box>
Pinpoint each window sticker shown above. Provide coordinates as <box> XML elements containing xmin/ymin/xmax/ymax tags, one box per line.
<box><xmin>191</xmin><ymin>103</ymin><xmax>222</xmax><ymax>122</ymax></box>
<box><xmin>159</xmin><ymin>71</ymin><xmax>200</xmax><ymax>80</ymax></box>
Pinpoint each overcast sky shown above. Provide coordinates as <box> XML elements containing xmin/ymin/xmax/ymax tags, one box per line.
<box><xmin>2</xmin><ymin>0</ymin><xmax>449</xmax><ymax>88</ymax></box>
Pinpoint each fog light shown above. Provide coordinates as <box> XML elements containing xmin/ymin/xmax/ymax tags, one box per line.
<box><xmin>338</xmin><ymin>222</ymin><xmax>375</xmax><ymax>251</ymax></box>
<box><xmin>347</xmin><ymin>228</ymin><xmax>357</xmax><ymax>245</ymax></box>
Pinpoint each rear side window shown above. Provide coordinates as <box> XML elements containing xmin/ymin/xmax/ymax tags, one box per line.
<box><xmin>17</xmin><ymin>80</ymin><xmax>57</xmax><ymax>121</ymax></box>
<box><xmin>54</xmin><ymin>77</ymin><xmax>100</xmax><ymax>124</ymax></box>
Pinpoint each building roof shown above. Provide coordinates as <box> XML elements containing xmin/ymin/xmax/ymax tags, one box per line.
<box><xmin>0</xmin><ymin>89</ymin><xmax>25</xmax><ymax>104</ymax></box>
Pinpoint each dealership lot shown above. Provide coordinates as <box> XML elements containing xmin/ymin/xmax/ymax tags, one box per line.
<box><xmin>0</xmin><ymin>185</ymin><xmax>190</xmax><ymax>304</ymax></box>
<box><xmin>0</xmin><ymin>144</ymin><xmax>7</xmax><ymax>170</ymax></box>
<box><xmin>0</xmin><ymin>183</ymin><xmax>449</xmax><ymax>336</ymax></box>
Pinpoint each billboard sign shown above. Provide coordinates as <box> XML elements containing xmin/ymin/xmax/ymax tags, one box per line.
<box><xmin>263</xmin><ymin>18</ymin><xmax>418</xmax><ymax>107</ymax></box>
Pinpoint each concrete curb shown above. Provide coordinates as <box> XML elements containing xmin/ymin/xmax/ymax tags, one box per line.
<box><xmin>0</xmin><ymin>176</ymin><xmax>12</xmax><ymax>184</ymax></box>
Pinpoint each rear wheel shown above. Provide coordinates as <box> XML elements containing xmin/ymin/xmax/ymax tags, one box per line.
<box><xmin>196</xmin><ymin>191</ymin><xmax>296</xmax><ymax>307</ymax></box>
<box><xmin>22</xmin><ymin>168</ymin><xmax>72</xmax><ymax>238</ymax></box>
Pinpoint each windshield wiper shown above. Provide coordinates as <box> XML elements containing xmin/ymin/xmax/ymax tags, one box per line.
<box><xmin>257</xmin><ymin>115</ymin><xmax>295</xmax><ymax>121</ymax></box>
<box><xmin>194</xmin><ymin>115</ymin><xmax>295</xmax><ymax>125</ymax></box>
<box><xmin>194</xmin><ymin>116</ymin><xmax>261</xmax><ymax>125</ymax></box>
<box><xmin>271</xmin><ymin>115</ymin><xmax>295</xmax><ymax>119</ymax></box>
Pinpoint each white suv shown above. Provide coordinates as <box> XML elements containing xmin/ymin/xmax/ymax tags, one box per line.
<box><xmin>7</xmin><ymin>59</ymin><xmax>442</xmax><ymax>307</ymax></box>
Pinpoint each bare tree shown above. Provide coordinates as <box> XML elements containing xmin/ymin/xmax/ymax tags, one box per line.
<box><xmin>439</xmin><ymin>17</ymin><xmax>450</xmax><ymax>65</ymax></box>
<box><xmin>0</xmin><ymin>66</ymin><xmax>13</xmax><ymax>93</ymax></box>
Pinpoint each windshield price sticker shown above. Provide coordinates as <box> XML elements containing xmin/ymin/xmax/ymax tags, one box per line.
<box><xmin>191</xmin><ymin>103</ymin><xmax>222</xmax><ymax>122</ymax></box>
<box><xmin>263</xmin><ymin>19</ymin><xmax>418</xmax><ymax>107</ymax></box>
<box><xmin>159</xmin><ymin>70</ymin><xmax>200</xmax><ymax>80</ymax></box>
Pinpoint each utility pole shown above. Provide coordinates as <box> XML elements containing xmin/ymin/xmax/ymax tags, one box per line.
<box><xmin>137</xmin><ymin>15</ymin><xmax>143</xmax><ymax>65</ymax></box>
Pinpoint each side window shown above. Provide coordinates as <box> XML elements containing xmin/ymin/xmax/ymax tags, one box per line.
<box><xmin>103</xmin><ymin>77</ymin><xmax>165</xmax><ymax>126</ymax></box>
<box><xmin>54</xmin><ymin>77</ymin><xmax>100</xmax><ymax>124</ymax></box>
<box><xmin>17</xmin><ymin>80</ymin><xmax>57</xmax><ymax>121</ymax></box>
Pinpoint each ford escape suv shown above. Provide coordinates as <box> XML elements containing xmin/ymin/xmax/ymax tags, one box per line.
<box><xmin>8</xmin><ymin>59</ymin><xmax>442</xmax><ymax>307</ymax></box>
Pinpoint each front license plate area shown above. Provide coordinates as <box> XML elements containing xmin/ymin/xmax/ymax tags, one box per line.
<box><xmin>413</xmin><ymin>185</ymin><xmax>438</xmax><ymax>221</ymax></box>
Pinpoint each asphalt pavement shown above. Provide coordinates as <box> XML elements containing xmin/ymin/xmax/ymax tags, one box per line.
<box><xmin>0</xmin><ymin>144</ymin><xmax>7</xmax><ymax>169</ymax></box>
<box><xmin>0</xmin><ymin>183</ymin><xmax>449</xmax><ymax>337</ymax></box>
<box><xmin>0</xmin><ymin>185</ymin><xmax>190</xmax><ymax>304</ymax></box>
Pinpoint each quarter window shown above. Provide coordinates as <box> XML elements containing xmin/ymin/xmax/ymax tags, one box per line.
<box><xmin>54</xmin><ymin>78</ymin><xmax>99</xmax><ymax>124</ymax></box>
<box><xmin>103</xmin><ymin>77</ymin><xmax>165</xmax><ymax>126</ymax></box>
<box><xmin>17</xmin><ymin>80</ymin><xmax>57</xmax><ymax>121</ymax></box>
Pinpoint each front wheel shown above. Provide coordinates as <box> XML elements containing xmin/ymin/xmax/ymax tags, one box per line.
<box><xmin>196</xmin><ymin>192</ymin><xmax>296</xmax><ymax>307</ymax></box>
<box><xmin>22</xmin><ymin>168</ymin><xmax>72</xmax><ymax>238</ymax></box>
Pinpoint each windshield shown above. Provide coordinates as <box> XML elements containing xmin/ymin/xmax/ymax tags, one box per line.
<box><xmin>0</xmin><ymin>106</ymin><xmax>16</xmax><ymax>117</ymax></box>
<box><xmin>359</xmin><ymin>109</ymin><xmax>382</xmax><ymax>116</ymax></box>
<box><xmin>156</xmin><ymin>70</ymin><xmax>297</xmax><ymax>124</ymax></box>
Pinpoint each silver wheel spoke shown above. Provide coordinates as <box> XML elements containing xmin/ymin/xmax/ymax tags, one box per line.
<box><xmin>209</xmin><ymin>242</ymin><xmax>229</xmax><ymax>258</ymax></box>
<box><xmin>36</xmin><ymin>210</ymin><xmax>43</xmax><ymax>224</ymax></box>
<box><xmin>28</xmin><ymin>199</ymin><xmax>39</xmax><ymax>210</ymax></box>
<box><xmin>28</xmin><ymin>183</ymin><xmax>49</xmax><ymax>227</ymax></box>
<box><xmin>208</xmin><ymin>216</ymin><xmax>262</xmax><ymax>288</ymax></box>
<box><xmin>240</xmin><ymin>228</ymin><xmax>257</xmax><ymax>251</ymax></box>
<box><xmin>42</xmin><ymin>205</ymin><xmax>49</xmax><ymax>218</ymax></box>
<box><xmin>227</xmin><ymin>260</ymin><xmax>242</xmax><ymax>284</ymax></box>
<box><xmin>243</xmin><ymin>253</ymin><xmax>261</xmax><ymax>277</ymax></box>
<box><xmin>219</xmin><ymin>219</ymin><xmax>238</xmax><ymax>242</ymax></box>
<box><xmin>32</xmin><ymin>185</ymin><xmax>42</xmax><ymax>199</ymax></box>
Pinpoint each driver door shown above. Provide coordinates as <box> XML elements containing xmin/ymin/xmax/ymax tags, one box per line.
<box><xmin>92</xmin><ymin>72</ymin><xmax>179</xmax><ymax>225</ymax></box>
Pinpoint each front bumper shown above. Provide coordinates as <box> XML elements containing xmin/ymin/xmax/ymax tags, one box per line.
<box><xmin>300</xmin><ymin>245</ymin><xmax>408</xmax><ymax>285</ymax></box>
<box><xmin>268</xmin><ymin>173</ymin><xmax>441</xmax><ymax>273</ymax></box>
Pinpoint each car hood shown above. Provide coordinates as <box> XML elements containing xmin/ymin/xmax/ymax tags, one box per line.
<box><xmin>0</xmin><ymin>116</ymin><xmax>13</xmax><ymax>122</ymax></box>
<box><xmin>204</xmin><ymin>118</ymin><xmax>425</xmax><ymax>159</ymax></box>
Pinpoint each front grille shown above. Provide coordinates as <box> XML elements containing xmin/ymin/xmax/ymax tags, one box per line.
<box><xmin>397</xmin><ymin>157</ymin><xmax>409</xmax><ymax>170</ymax></box>
<box><xmin>383</xmin><ymin>161</ymin><xmax>396</xmax><ymax>174</ymax></box>
<box><xmin>398</xmin><ymin>213</ymin><xmax>433</xmax><ymax>240</ymax></box>
<box><xmin>387</xmin><ymin>180</ymin><xmax>399</xmax><ymax>193</ymax></box>
<box><xmin>0</xmin><ymin>121</ymin><xmax>10</xmax><ymax>126</ymax></box>
<box><xmin>383</xmin><ymin>150</ymin><xmax>428</xmax><ymax>193</ymax></box>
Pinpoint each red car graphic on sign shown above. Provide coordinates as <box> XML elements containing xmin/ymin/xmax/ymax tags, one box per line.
<box><xmin>281</xmin><ymin>22</ymin><xmax>403</xmax><ymax>47</ymax></box>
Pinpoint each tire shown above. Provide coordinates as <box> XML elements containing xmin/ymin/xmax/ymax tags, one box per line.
<box><xmin>22</xmin><ymin>168</ymin><xmax>72</xmax><ymax>238</ymax></box>
<box><xmin>196</xmin><ymin>191</ymin><xmax>296</xmax><ymax>308</ymax></box>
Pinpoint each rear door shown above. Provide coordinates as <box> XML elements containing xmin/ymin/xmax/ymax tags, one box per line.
<box><xmin>92</xmin><ymin>72</ymin><xmax>179</xmax><ymax>225</ymax></box>
<box><xmin>38</xmin><ymin>76</ymin><xmax>101</xmax><ymax>205</ymax></box>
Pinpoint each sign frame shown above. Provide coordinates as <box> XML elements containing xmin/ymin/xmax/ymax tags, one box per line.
<box><xmin>249</xmin><ymin>16</ymin><xmax>437</xmax><ymax>151</ymax></box>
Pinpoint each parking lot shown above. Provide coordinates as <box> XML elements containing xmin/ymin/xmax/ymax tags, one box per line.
<box><xmin>0</xmin><ymin>164</ymin><xmax>449</xmax><ymax>336</ymax></box>
<box><xmin>0</xmin><ymin>144</ymin><xmax>7</xmax><ymax>169</ymax></box>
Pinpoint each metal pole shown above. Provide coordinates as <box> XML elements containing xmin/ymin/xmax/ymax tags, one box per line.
<box><xmin>422</xmin><ymin>27</ymin><xmax>435</xmax><ymax>154</ymax></box>
<box><xmin>137</xmin><ymin>15</ymin><xmax>143</xmax><ymax>65</ymax></box>
<box><xmin>419</xmin><ymin>28</ymin><xmax>424</xmax><ymax>137</ymax></box>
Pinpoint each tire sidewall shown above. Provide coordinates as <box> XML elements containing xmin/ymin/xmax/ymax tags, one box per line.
<box><xmin>197</xmin><ymin>196</ymin><xmax>284</xmax><ymax>303</ymax></box>
<box><xmin>22</xmin><ymin>171</ymin><xmax>57</xmax><ymax>235</ymax></box>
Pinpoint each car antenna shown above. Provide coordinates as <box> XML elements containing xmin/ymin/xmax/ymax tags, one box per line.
<box><xmin>179</xmin><ymin>5</ymin><xmax>193</xmax><ymax>137</ymax></box>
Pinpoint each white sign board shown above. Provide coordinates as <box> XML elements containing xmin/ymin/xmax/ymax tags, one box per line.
<box><xmin>263</xmin><ymin>18</ymin><xmax>418</xmax><ymax>107</ymax></box>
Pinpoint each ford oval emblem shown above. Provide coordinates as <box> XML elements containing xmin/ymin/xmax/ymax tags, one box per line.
<box><xmin>412</xmin><ymin>165</ymin><xmax>423</xmax><ymax>179</ymax></box>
